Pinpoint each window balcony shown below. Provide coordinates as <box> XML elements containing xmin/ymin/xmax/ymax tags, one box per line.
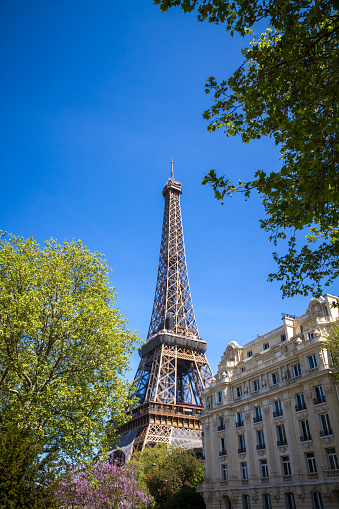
<box><xmin>236</xmin><ymin>420</ymin><xmax>244</xmax><ymax>428</ymax></box>
<box><xmin>219</xmin><ymin>450</ymin><xmax>227</xmax><ymax>457</ymax></box>
<box><xmin>314</xmin><ymin>395</ymin><xmax>326</xmax><ymax>405</ymax></box>
<box><xmin>238</xmin><ymin>447</ymin><xmax>246</xmax><ymax>454</ymax></box>
<box><xmin>256</xmin><ymin>443</ymin><xmax>266</xmax><ymax>450</ymax></box>
<box><xmin>295</xmin><ymin>403</ymin><xmax>306</xmax><ymax>412</ymax></box>
<box><xmin>253</xmin><ymin>416</ymin><xmax>263</xmax><ymax>423</ymax></box>
<box><xmin>273</xmin><ymin>410</ymin><xmax>283</xmax><ymax>418</ymax></box>
<box><xmin>300</xmin><ymin>434</ymin><xmax>312</xmax><ymax>442</ymax></box>
<box><xmin>320</xmin><ymin>428</ymin><xmax>333</xmax><ymax>437</ymax></box>
<box><xmin>277</xmin><ymin>439</ymin><xmax>288</xmax><ymax>446</ymax></box>
<box><xmin>218</xmin><ymin>424</ymin><xmax>225</xmax><ymax>431</ymax></box>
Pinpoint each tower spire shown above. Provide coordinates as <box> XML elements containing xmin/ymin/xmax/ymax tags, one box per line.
<box><xmin>147</xmin><ymin>169</ymin><xmax>198</xmax><ymax>339</ymax></box>
<box><xmin>114</xmin><ymin>170</ymin><xmax>212</xmax><ymax>460</ymax></box>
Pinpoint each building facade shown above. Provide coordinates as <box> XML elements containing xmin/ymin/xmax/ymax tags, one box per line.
<box><xmin>199</xmin><ymin>295</ymin><xmax>339</xmax><ymax>509</ymax></box>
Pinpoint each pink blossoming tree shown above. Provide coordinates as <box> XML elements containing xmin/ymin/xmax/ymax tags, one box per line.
<box><xmin>55</xmin><ymin>461</ymin><xmax>150</xmax><ymax>509</ymax></box>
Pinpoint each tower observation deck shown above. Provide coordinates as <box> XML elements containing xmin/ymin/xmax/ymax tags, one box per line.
<box><xmin>115</xmin><ymin>166</ymin><xmax>213</xmax><ymax>460</ymax></box>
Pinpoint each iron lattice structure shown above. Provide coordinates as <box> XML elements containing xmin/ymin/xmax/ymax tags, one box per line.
<box><xmin>116</xmin><ymin>167</ymin><xmax>212</xmax><ymax>458</ymax></box>
<box><xmin>147</xmin><ymin>169</ymin><xmax>198</xmax><ymax>339</ymax></box>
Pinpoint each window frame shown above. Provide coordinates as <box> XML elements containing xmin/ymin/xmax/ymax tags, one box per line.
<box><xmin>326</xmin><ymin>448</ymin><xmax>339</xmax><ymax>470</ymax></box>
<box><xmin>240</xmin><ymin>461</ymin><xmax>248</xmax><ymax>480</ymax></box>
<box><xmin>308</xmin><ymin>354</ymin><xmax>318</xmax><ymax>369</ymax></box>
<box><xmin>260</xmin><ymin>459</ymin><xmax>269</xmax><ymax>478</ymax></box>
<box><xmin>306</xmin><ymin>452</ymin><xmax>317</xmax><ymax>473</ymax></box>
<box><xmin>281</xmin><ymin>456</ymin><xmax>291</xmax><ymax>475</ymax></box>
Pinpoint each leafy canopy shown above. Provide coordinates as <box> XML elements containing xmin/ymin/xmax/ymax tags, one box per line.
<box><xmin>0</xmin><ymin>424</ymin><xmax>59</xmax><ymax>509</ymax></box>
<box><xmin>0</xmin><ymin>232</ymin><xmax>138</xmax><ymax>462</ymax></box>
<box><xmin>132</xmin><ymin>444</ymin><xmax>204</xmax><ymax>508</ymax></box>
<box><xmin>155</xmin><ymin>0</ymin><xmax>339</xmax><ymax>298</ymax></box>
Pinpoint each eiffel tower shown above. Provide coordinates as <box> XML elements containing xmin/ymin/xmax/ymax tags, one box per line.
<box><xmin>116</xmin><ymin>164</ymin><xmax>212</xmax><ymax>460</ymax></box>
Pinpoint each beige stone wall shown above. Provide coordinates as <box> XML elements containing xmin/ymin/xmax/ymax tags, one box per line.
<box><xmin>199</xmin><ymin>295</ymin><xmax>339</xmax><ymax>509</ymax></box>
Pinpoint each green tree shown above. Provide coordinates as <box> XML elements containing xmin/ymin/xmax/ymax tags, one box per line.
<box><xmin>133</xmin><ymin>444</ymin><xmax>204</xmax><ymax>508</ymax></box>
<box><xmin>325</xmin><ymin>323</ymin><xmax>339</xmax><ymax>381</ymax></box>
<box><xmin>0</xmin><ymin>424</ymin><xmax>59</xmax><ymax>509</ymax></box>
<box><xmin>155</xmin><ymin>0</ymin><xmax>339</xmax><ymax>298</ymax></box>
<box><xmin>163</xmin><ymin>486</ymin><xmax>205</xmax><ymax>509</ymax></box>
<box><xmin>0</xmin><ymin>232</ymin><xmax>138</xmax><ymax>462</ymax></box>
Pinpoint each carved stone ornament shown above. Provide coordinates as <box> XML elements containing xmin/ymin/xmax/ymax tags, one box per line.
<box><xmin>310</xmin><ymin>301</ymin><xmax>323</xmax><ymax>319</ymax></box>
<box><xmin>324</xmin><ymin>384</ymin><xmax>332</xmax><ymax>395</ymax></box>
<box><xmin>244</xmin><ymin>386</ymin><xmax>248</xmax><ymax>394</ymax></box>
<box><xmin>205</xmin><ymin>424</ymin><xmax>210</xmax><ymax>431</ymax></box>
<box><xmin>278</xmin><ymin>446</ymin><xmax>288</xmax><ymax>453</ymax></box>
<box><xmin>239</xmin><ymin>453</ymin><xmax>246</xmax><ymax>460</ymax></box>
<box><xmin>224</xmin><ymin>417</ymin><xmax>229</xmax><ymax>425</ymax></box>
<box><xmin>296</xmin><ymin>488</ymin><xmax>305</xmax><ymax>499</ymax></box>
<box><xmin>284</xmin><ymin>400</ymin><xmax>291</xmax><ymax>409</ymax></box>
<box><xmin>262</xmin><ymin>379</ymin><xmax>267</xmax><ymax>387</ymax></box>
<box><xmin>244</xmin><ymin>412</ymin><xmax>250</xmax><ymax>421</ymax></box>
<box><xmin>273</xmin><ymin>488</ymin><xmax>280</xmax><ymax>500</ymax></box>
<box><xmin>263</xmin><ymin>406</ymin><xmax>270</xmax><ymax>415</ymax></box>
<box><xmin>304</xmin><ymin>391</ymin><xmax>312</xmax><ymax>401</ymax></box>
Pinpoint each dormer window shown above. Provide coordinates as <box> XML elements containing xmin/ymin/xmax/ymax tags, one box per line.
<box><xmin>247</xmin><ymin>351</ymin><xmax>253</xmax><ymax>358</ymax></box>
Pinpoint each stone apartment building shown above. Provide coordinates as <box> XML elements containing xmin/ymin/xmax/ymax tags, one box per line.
<box><xmin>199</xmin><ymin>295</ymin><xmax>339</xmax><ymax>509</ymax></box>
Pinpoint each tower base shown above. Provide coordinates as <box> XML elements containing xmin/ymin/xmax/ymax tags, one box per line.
<box><xmin>116</xmin><ymin>401</ymin><xmax>203</xmax><ymax>461</ymax></box>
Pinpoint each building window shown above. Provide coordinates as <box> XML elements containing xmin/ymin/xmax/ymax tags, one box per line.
<box><xmin>260</xmin><ymin>459</ymin><xmax>269</xmax><ymax>478</ymax></box>
<box><xmin>221</xmin><ymin>464</ymin><xmax>228</xmax><ymax>481</ymax></box>
<box><xmin>277</xmin><ymin>425</ymin><xmax>287</xmax><ymax>446</ymax></box>
<box><xmin>273</xmin><ymin>400</ymin><xmax>283</xmax><ymax>417</ymax></box>
<box><xmin>241</xmin><ymin>366</ymin><xmax>246</xmax><ymax>372</ymax></box>
<box><xmin>242</xmin><ymin>494</ymin><xmax>251</xmax><ymax>509</ymax></box>
<box><xmin>218</xmin><ymin>415</ymin><xmax>225</xmax><ymax>431</ymax></box>
<box><xmin>271</xmin><ymin>372</ymin><xmax>279</xmax><ymax>385</ymax></box>
<box><xmin>320</xmin><ymin>413</ymin><xmax>332</xmax><ymax>436</ymax></box>
<box><xmin>236</xmin><ymin>386</ymin><xmax>243</xmax><ymax>398</ymax></box>
<box><xmin>295</xmin><ymin>392</ymin><xmax>306</xmax><ymax>411</ymax></box>
<box><xmin>256</xmin><ymin>429</ymin><xmax>265</xmax><ymax>450</ymax></box>
<box><xmin>282</xmin><ymin>456</ymin><xmax>291</xmax><ymax>475</ymax></box>
<box><xmin>300</xmin><ymin>419</ymin><xmax>312</xmax><ymax>442</ymax></box>
<box><xmin>253</xmin><ymin>406</ymin><xmax>262</xmax><ymax>423</ymax></box>
<box><xmin>285</xmin><ymin>493</ymin><xmax>296</xmax><ymax>509</ymax></box>
<box><xmin>238</xmin><ymin>434</ymin><xmax>246</xmax><ymax>453</ymax></box>
<box><xmin>308</xmin><ymin>354</ymin><xmax>318</xmax><ymax>369</ymax></box>
<box><xmin>311</xmin><ymin>492</ymin><xmax>324</xmax><ymax>509</ymax></box>
<box><xmin>262</xmin><ymin>494</ymin><xmax>272</xmax><ymax>509</ymax></box>
<box><xmin>326</xmin><ymin>448</ymin><xmax>339</xmax><ymax>470</ymax></box>
<box><xmin>306</xmin><ymin>452</ymin><xmax>317</xmax><ymax>473</ymax></box>
<box><xmin>240</xmin><ymin>461</ymin><xmax>248</xmax><ymax>480</ymax></box>
<box><xmin>263</xmin><ymin>342</ymin><xmax>269</xmax><ymax>350</ymax></box>
<box><xmin>236</xmin><ymin>412</ymin><xmax>244</xmax><ymax>427</ymax></box>
<box><xmin>292</xmin><ymin>363</ymin><xmax>301</xmax><ymax>377</ymax></box>
<box><xmin>300</xmin><ymin>325</ymin><xmax>303</xmax><ymax>333</ymax></box>
<box><xmin>281</xmin><ymin>334</ymin><xmax>286</xmax><ymax>342</ymax></box>
<box><xmin>247</xmin><ymin>350</ymin><xmax>253</xmax><ymax>358</ymax></box>
<box><xmin>308</xmin><ymin>332</ymin><xmax>316</xmax><ymax>339</ymax></box>
<box><xmin>216</xmin><ymin>391</ymin><xmax>223</xmax><ymax>403</ymax></box>
<box><xmin>253</xmin><ymin>379</ymin><xmax>260</xmax><ymax>392</ymax></box>
<box><xmin>219</xmin><ymin>437</ymin><xmax>227</xmax><ymax>456</ymax></box>
<box><xmin>314</xmin><ymin>385</ymin><xmax>326</xmax><ymax>405</ymax></box>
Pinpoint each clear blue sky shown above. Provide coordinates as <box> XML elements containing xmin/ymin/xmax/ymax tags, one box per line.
<box><xmin>1</xmin><ymin>0</ymin><xmax>337</xmax><ymax>378</ymax></box>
